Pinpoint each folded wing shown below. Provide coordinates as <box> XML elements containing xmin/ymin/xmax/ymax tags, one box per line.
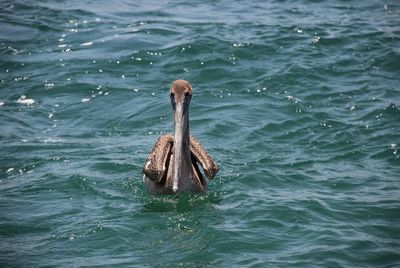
<box><xmin>142</xmin><ymin>135</ymin><xmax>173</xmax><ymax>182</ymax></box>
<box><xmin>190</xmin><ymin>136</ymin><xmax>218</xmax><ymax>180</ymax></box>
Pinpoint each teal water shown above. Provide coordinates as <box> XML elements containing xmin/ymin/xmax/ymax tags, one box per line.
<box><xmin>1</xmin><ymin>0</ymin><xmax>400</xmax><ymax>266</ymax></box>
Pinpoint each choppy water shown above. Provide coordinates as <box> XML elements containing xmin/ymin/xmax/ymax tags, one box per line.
<box><xmin>1</xmin><ymin>0</ymin><xmax>400</xmax><ymax>266</ymax></box>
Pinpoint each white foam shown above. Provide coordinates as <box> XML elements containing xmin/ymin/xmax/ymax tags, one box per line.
<box><xmin>6</xmin><ymin>168</ymin><xmax>14</xmax><ymax>174</ymax></box>
<box><xmin>81</xmin><ymin>41</ymin><xmax>93</xmax><ymax>47</ymax></box>
<box><xmin>81</xmin><ymin>98</ymin><xmax>90</xmax><ymax>103</ymax></box>
<box><xmin>43</xmin><ymin>137</ymin><xmax>65</xmax><ymax>144</ymax></box>
<box><xmin>16</xmin><ymin>95</ymin><xmax>35</xmax><ymax>105</ymax></box>
<box><xmin>313</xmin><ymin>36</ymin><xmax>321</xmax><ymax>43</ymax></box>
<box><xmin>0</xmin><ymin>101</ymin><xmax>4</xmax><ymax>106</ymax></box>
<box><xmin>44</xmin><ymin>83</ymin><xmax>55</xmax><ymax>89</ymax></box>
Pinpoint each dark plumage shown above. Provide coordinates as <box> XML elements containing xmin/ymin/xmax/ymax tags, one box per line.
<box><xmin>142</xmin><ymin>80</ymin><xmax>218</xmax><ymax>194</ymax></box>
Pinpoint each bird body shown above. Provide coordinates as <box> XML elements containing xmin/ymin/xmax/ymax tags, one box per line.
<box><xmin>142</xmin><ymin>80</ymin><xmax>218</xmax><ymax>194</ymax></box>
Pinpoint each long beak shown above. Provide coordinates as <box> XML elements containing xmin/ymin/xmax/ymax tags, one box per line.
<box><xmin>172</xmin><ymin>101</ymin><xmax>188</xmax><ymax>192</ymax></box>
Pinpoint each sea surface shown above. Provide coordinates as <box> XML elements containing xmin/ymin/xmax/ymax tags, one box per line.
<box><xmin>1</xmin><ymin>0</ymin><xmax>399</xmax><ymax>267</ymax></box>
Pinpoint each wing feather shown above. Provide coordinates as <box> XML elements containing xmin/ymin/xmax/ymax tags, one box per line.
<box><xmin>190</xmin><ymin>136</ymin><xmax>218</xmax><ymax>180</ymax></box>
<box><xmin>142</xmin><ymin>135</ymin><xmax>173</xmax><ymax>182</ymax></box>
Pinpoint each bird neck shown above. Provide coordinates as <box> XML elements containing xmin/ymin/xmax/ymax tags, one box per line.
<box><xmin>172</xmin><ymin>111</ymin><xmax>192</xmax><ymax>192</ymax></box>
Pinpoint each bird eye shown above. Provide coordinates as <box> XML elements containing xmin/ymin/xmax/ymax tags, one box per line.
<box><xmin>170</xmin><ymin>93</ymin><xmax>175</xmax><ymax>98</ymax></box>
<box><xmin>184</xmin><ymin>92</ymin><xmax>190</xmax><ymax>97</ymax></box>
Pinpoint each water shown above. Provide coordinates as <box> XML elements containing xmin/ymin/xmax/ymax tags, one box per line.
<box><xmin>1</xmin><ymin>0</ymin><xmax>399</xmax><ymax>266</ymax></box>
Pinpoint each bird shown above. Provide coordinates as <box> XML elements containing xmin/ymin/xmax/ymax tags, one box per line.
<box><xmin>142</xmin><ymin>80</ymin><xmax>218</xmax><ymax>194</ymax></box>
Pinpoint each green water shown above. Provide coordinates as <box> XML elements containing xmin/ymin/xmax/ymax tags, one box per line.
<box><xmin>1</xmin><ymin>0</ymin><xmax>400</xmax><ymax>267</ymax></box>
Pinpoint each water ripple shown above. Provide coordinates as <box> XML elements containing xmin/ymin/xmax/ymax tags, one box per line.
<box><xmin>1</xmin><ymin>0</ymin><xmax>400</xmax><ymax>267</ymax></box>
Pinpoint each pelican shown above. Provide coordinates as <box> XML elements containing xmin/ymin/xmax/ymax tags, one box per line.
<box><xmin>142</xmin><ymin>80</ymin><xmax>218</xmax><ymax>194</ymax></box>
